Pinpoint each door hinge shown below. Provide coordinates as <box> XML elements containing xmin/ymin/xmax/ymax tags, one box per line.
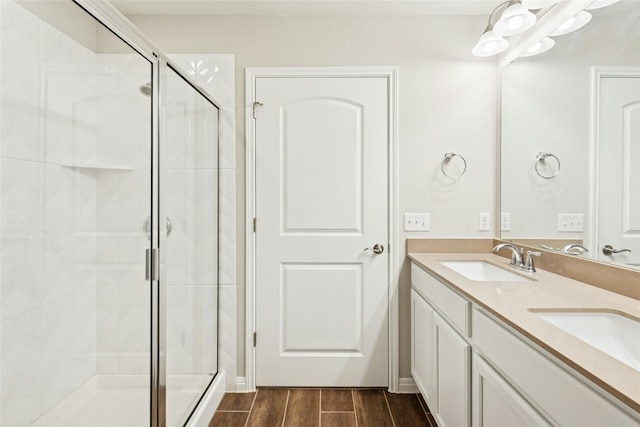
<box><xmin>253</xmin><ymin>332</ymin><xmax>257</xmax><ymax>347</ymax></box>
<box><xmin>253</xmin><ymin>217</ymin><xmax>257</xmax><ymax>233</ymax></box>
<box><xmin>252</xmin><ymin>101</ymin><xmax>263</xmax><ymax>119</ymax></box>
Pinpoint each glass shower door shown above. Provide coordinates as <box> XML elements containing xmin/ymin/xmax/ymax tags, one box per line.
<box><xmin>0</xmin><ymin>1</ymin><xmax>153</xmax><ymax>425</ymax></box>
<box><xmin>163</xmin><ymin>66</ymin><xmax>220</xmax><ymax>426</ymax></box>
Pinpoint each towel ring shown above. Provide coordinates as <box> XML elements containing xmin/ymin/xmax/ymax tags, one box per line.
<box><xmin>535</xmin><ymin>152</ymin><xmax>560</xmax><ymax>179</ymax></box>
<box><xmin>441</xmin><ymin>152</ymin><xmax>467</xmax><ymax>179</ymax></box>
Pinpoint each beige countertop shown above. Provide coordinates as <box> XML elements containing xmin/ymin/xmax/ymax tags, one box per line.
<box><xmin>408</xmin><ymin>252</ymin><xmax>640</xmax><ymax>414</ymax></box>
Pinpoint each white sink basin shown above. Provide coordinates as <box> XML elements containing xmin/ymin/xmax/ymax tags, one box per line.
<box><xmin>440</xmin><ymin>261</ymin><xmax>530</xmax><ymax>282</ymax></box>
<box><xmin>534</xmin><ymin>311</ymin><xmax>640</xmax><ymax>372</ymax></box>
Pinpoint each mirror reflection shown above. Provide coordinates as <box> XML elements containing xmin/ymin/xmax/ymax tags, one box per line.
<box><xmin>500</xmin><ymin>0</ymin><xmax>640</xmax><ymax>269</ymax></box>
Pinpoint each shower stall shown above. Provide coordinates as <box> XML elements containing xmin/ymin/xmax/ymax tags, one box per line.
<box><xmin>0</xmin><ymin>1</ymin><xmax>221</xmax><ymax>426</ymax></box>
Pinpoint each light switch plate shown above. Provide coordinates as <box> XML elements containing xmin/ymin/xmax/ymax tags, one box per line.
<box><xmin>558</xmin><ymin>214</ymin><xmax>583</xmax><ymax>232</ymax></box>
<box><xmin>404</xmin><ymin>213</ymin><xmax>430</xmax><ymax>231</ymax></box>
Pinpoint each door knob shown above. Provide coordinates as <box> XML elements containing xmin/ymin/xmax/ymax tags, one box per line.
<box><xmin>364</xmin><ymin>244</ymin><xmax>384</xmax><ymax>254</ymax></box>
<box><xmin>602</xmin><ymin>245</ymin><xmax>631</xmax><ymax>256</ymax></box>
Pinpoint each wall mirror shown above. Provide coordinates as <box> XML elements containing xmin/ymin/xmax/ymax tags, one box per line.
<box><xmin>500</xmin><ymin>0</ymin><xmax>640</xmax><ymax>269</ymax></box>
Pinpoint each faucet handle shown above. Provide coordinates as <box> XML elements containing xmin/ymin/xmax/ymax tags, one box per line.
<box><xmin>524</xmin><ymin>251</ymin><xmax>541</xmax><ymax>272</ymax></box>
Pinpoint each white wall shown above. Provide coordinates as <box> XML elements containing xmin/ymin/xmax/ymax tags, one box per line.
<box><xmin>128</xmin><ymin>13</ymin><xmax>498</xmax><ymax>388</ymax></box>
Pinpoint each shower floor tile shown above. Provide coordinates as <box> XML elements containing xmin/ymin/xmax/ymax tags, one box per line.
<box><xmin>30</xmin><ymin>374</ymin><xmax>211</xmax><ymax>427</ymax></box>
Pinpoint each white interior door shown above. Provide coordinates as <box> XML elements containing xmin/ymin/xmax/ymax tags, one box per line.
<box><xmin>596</xmin><ymin>72</ymin><xmax>640</xmax><ymax>268</ymax></box>
<box><xmin>253</xmin><ymin>73</ymin><xmax>389</xmax><ymax>386</ymax></box>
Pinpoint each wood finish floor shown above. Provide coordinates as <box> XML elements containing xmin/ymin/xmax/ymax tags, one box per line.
<box><xmin>209</xmin><ymin>389</ymin><xmax>436</xmax><ymax>427</ymax></box>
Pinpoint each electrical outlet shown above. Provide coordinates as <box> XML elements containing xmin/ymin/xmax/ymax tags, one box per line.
<box><xmin>478</xmin><ymin>213</ymin><xmax>491</xmax><ymax>231</ymax></box>
<box><xmin>501</xmin><ymin>213</ymin><xmax>511</xmax><ymax>231</ymax></box>
<box><xmin>404</xmin><ymin>213</ymin><xmax>430</xmax><ymax>231</ymax></box>
<box><xmin>558</xmin><ymin>214</ymin><xmax>584</xmax><ymax>232</ymax></box>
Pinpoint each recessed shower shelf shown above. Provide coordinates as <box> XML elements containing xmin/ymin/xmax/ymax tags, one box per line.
<box><xmin>60</xmin><ymin>163</ymin><xmax>135</xmax><ymax>171</ymax></box>
<box><xmin>73</xmin><ymin>231</ymin><xmax>143</xmax><ymax>237</ymax></box>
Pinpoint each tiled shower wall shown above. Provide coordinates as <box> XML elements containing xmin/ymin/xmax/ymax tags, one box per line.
<box><xmin>1</xmin><ymin>2</ymin><xmax>101</xmax><ymax>424</ymax></box>
<box><xmin>93</xmin><ymin>52</ymin><xmax>152</xmax><ymax>375</ymax></box>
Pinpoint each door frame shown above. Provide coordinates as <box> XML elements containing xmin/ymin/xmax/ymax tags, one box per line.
<box><xmin>590</xmin><ymin>66</ymin><xmax>640</xmax><ymax>260</ymax></box>
<box><xmin>245</xmin><ymin>66</ymin><xmax>398</xmax><ymax>392</ymax></box>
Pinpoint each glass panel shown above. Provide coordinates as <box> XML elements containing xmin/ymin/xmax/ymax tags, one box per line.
<box><xmin>164</xmin><ymin>66</ymin><xmax>219</xmax><ymax>426</ymax></box>
<box><xmin>0</xmin><ymin>1</ymin><xmax>152</xmax><ymax>425</ymax></box>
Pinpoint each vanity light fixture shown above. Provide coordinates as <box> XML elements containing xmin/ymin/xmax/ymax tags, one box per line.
<box><xmin>520</xmin><ymin>36</ymin><xmax>555</xmax><ymax>57</ymax></box>
<box><xmin>472</xmin><ymin>29</ymin><xmax>509</xmax><ymax>57</ymax></box>
<box><xmin>473</xmin><ymin>0</ymin><xmax>613</xmax><ymax>58</ymax></box>
<box><xmin>472</xmin><ymin>0</ymin><xmax>535</xmax><ymax>57</ymax></box>
<box><xmin>549</xmin><ymin>10</ymin><xmax>592</xmax><ymax>36</ymax></box>
<box><xmin>493</xmin><ymin>1</ymin><xmax>538</xmax><ymax>36</ymax></box>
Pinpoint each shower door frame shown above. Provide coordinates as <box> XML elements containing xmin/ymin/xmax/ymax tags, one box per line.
<box><xmin>70</xmin><ymin>1</ymin><xmax>223</xmax><ymax>425</ymax></box>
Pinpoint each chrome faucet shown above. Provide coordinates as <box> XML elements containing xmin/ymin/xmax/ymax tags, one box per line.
<box><xmin>493</xmin><ymin>243</ymin><xmax>540</xmax><ymax>273</ymax></box>
<box><xmin>493</xmin><ymin>243</ymin><xmax>523</xmax><ymax>267</ymax></box>
<box><xmin>560</xmin><ymin>244</ymin><xmax>588</xmax><ymax>255</ymax></box>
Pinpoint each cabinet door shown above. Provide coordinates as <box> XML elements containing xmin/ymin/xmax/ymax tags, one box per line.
<box><xmin>411</xmin><ymin>290</ymin><xmax>435</xmax><ymax>405</ymax></box>
<box><xmin>434</xmin><ymin>312</ymin><xmax>471</xmax><ymax>427</ymax></box>
<box><xmin>472</xmin><ymin>353</ymin><xmax>550</xmax><ymax>427</ymax></box>
<box><xmin>473</xmin><ymin>308</ymin><xmax>640</xmax><ymax>426</ymax></box>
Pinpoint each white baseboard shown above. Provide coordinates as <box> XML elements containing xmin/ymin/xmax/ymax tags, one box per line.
<box><xmin>187</xmin><ymin>371</ymin><xmax>226</xmax><ymax>427</ymax></box>
<box><xmin>235</xmin><ymin>376</ymin><xmax>249</xmax><ymax>392</ymax></box>
<box><xmin>398</xmin><ymin>377</ymin><xmax>420</xmax><ymax>394</ymax></box>
<box><xmin>234</xmin><ymin>375</ymin><xmax>416</xmax><ymax>394</ymax></box>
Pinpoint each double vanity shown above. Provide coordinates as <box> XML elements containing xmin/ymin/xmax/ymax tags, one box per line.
<box><xmin>409</xmin><ymin>241</ymin><xmax>640</xmax><ymax>427</ymax></box>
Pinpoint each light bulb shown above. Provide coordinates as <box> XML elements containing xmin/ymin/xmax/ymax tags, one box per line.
<box><xmin>472</xmin><ymin>30</ymin><xmax>509</xmax><ymax>57</ymax></box>
<box><xmin>550</xmin><ymin>11</ymin><xmax>592</xmax><ymax>36</ymax></box>
<box><xmin>484</xmin><ymin>41</ymin><xmax>498</xmax><ymax>54</ymax></box>
<box><xmin>586</xmin><ymin>0</ymin><xmax>621</xmax><ymax>10</ymax></box>
<box><xmin>521</xmin><ymin>37</ymin><xmax>555</xmax><ymax>57</ymax></box>
<box><xmin>558</xmin><ymin>17</ymin><xmax>575</xmax><ymax>31</ymax></box>
<box><xmin>508</xmin><ymin>16</ymin><xmax>524</xmax><ymax>30</ymax></box>
<box><xmin>493</xmin><ymin>2</ymin><xmax>537</xmax><ymax>36</ymax></box>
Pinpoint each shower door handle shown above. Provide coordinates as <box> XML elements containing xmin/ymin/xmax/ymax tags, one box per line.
<box><xmin>145</xmin><ymin>248</ymin><xmax>159</xmax><ymax>281</ymax></box>
<box><xmin>143</xmin><ymin>216</ymin><xmax>172</xmax><ymax>239</ymax></box>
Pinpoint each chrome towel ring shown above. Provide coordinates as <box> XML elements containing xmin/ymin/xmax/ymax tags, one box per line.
<box><xmin>441</xmin><ymin>152</ymin><xmax>467</xmax><ymax>179</ymax></box>
<box><xmin>535</xmin><ymin>152</ymin><xmax>560</xmax><ymax>179</ymax></box>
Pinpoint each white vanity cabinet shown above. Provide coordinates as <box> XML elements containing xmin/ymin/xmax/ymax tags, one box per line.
<box><xmin>410</xmin><ymin>260</ymin><xmax>639</xmax><ymax>427</ymax></box>
<box><xmin>411</xmin><ymin>289</ymin><xmax>435</xmax><ymax>404</ymax></box>
<box><xmin>411</xmin><ymin>263</ymin><xmax>471</xmax><ymax>427</ymax></box>
<box><xmin>473</xmin><ymin>308</ymin><xmax>639</xmax><ymax>427</ymax></box>
<box><xmin>472</xmin><ymin>353</ymin><xmax>550</xmax><ymax>427</ymax></box>
<box><xmin>433</xmin><ymin>311</ymin><xmax>471</xmax><ymax>427</ymax></box>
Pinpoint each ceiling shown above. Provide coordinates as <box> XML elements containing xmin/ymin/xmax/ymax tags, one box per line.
<box><xmin>110</xmin><ymin>0</ymin><xmax>501</xmax><ymax>16</ymax></box>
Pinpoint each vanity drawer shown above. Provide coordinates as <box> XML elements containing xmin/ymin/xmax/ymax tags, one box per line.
<box><xmin>411</xmin><ymin>262</ymin><xmax>470</xmax><ymax>336</ymax></box>
<box><xmin>472</xmin><ymin>308</ymin><xmax>639</xmax><ymax>426</ymax></box>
